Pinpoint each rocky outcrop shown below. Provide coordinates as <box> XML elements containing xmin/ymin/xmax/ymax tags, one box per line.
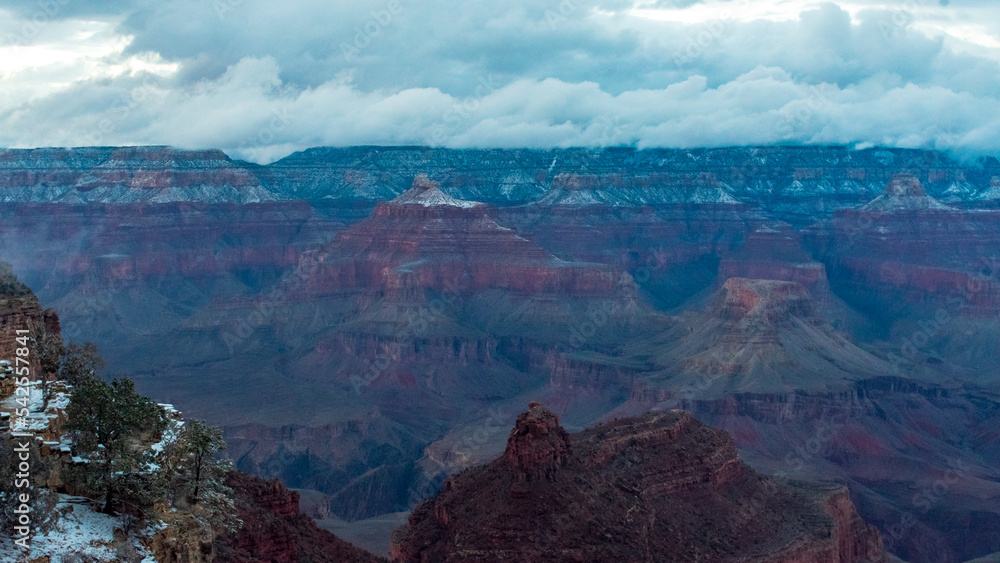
<box><xmin>501</xmin><ymin>402</ymin><xmax>571</xmax><ymax>482</ymax></box>
<box><xmin>391</xmin><ymin>405</ymin><xmax>887</xmax><ymax>563</ymax></box>
<box><xmin>151</xmin><ymin>511</ymin><xmax>216</xmax><ymax>563</ymax></box>
<box><xmin>214</xmin><ymin>471</ymin><xmax>386</xmax><ymax>563</ymax></box>
<box><xmin>0</xmin><ymin>262</ymin><xmax>58</xmax><ymax>391</ymax></box>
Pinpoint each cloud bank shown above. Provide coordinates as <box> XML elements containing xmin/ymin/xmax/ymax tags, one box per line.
<box><xmin>1</xmin><ymin>0</ymin><xmax>999</xmax><ymax>162</ymax></box>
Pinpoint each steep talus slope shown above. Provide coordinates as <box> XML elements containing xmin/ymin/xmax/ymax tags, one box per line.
<box><xmin>392</xmin><ymin>404</ymin><xmax>886</xmax><ymax>563</ymax></box>
<box><xmin>631</xmin><ymin>277</ymin><xmax>899</xmax><ymax>396</ymax></box>
<box><xmin>805</xmin><ymin>174</ymin><xmax>1000</xmax><ymax>377</ymax></box>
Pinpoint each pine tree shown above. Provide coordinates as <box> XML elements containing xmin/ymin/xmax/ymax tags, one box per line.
<box><xmin>29</xmin><ymin>318</ymin><xmax>104</xmax><ymax>408</ymax></box>
<box><xmin>61</xmin><ymin>342</ymin><xmax>105</xmax><ymax>387</ymax></box>
<box><xmin>178</xmin><ymin>420</ymin><xmax>228</xmax><ymax>501</ymax></box>
<box><xmin>167</xmin><ymin>419</ymin><xmax>239</xmax><ymax>533</ymax></box>
<box><xmin>30</xmin><ymin>319</ymin><xmax>63</xmax><ymax>410</ymax></box>
<box><xmin>64</xmin><ymin>378</ymin><xmax>168</xmax><ymax>514</ymax></box>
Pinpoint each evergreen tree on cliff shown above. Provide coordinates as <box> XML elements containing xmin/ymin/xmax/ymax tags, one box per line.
<box><xmin>165</xmin><ymin>418</ymin><xmax>239</xmax><ymax>533</ymax></box>
<box><xmin>31</xmin><ymin>317</ymin><xmax>103</xmax><ymax>407</ymax></box>
<box><xmin>65</xmin><ymin>378</ymin><xmax>168</xmax><ymax>514</ymax></box>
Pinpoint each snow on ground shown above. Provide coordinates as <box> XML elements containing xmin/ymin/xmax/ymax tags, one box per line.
<box><xmin>0</xmin><ymin>380</ymin><xmax>72</xmax><ymax>434</ymax></box>
<box><xmin>0</xmin><ymin>495</ymin><xmax>156</xmax><ymax>562</ymax></box>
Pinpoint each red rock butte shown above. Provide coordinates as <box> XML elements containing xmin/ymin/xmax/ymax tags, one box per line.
<box><xmin>297</xmin><ymin>174</ymin><xmax>624</xmax><ymax>296</ymax></box>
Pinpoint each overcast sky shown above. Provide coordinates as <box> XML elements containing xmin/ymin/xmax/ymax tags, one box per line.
<box><xmin>1</xmin><ymin>0</ymin><xmax>998</xmax><ymax>163</ymax></box>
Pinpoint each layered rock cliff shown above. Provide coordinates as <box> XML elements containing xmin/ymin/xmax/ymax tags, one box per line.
<box><xmin>392</xmin><ymin>404</ymin><xmax>886</xmax><ymax>563</ymax></box>
<box><xmin>214</xmin><ymin>472</ymin><xmax>387</xmax><ymax>563</ymax></box>
<box><xmin>0</xmin><ymin>146</ymin><xmax>274</xmax><ymax>204</ymax></box>
<box><xmin>295</xmin><ymin>174</ymin><xmax>621</xmax><ymax>297</ymax></box>
<box><xmin>0</xmin><ymin>262</ymin><xmax>59</xmax><ymax>384</ymax></box>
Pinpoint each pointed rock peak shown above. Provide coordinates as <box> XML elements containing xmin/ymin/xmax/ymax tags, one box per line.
<box><xmin>391</xmin><ymin>174</ymin><xmax>484</xmax><ymax>208</ymax></box>
<box><xmin>503</xmin><ymin>402</ymin><xmax>571</xmax><ymax>481</ymax></box>
<box><xmin>718</xmin><ymin>277</ymin><xmax>813</xmax><ymax>323</ymax></box>
<box><xmin>861</xmin><ymin>173</ymin><xmax>952</xmax><ymax>212</ymax></box>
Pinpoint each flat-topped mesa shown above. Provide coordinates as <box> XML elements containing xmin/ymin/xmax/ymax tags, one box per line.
<box><xmin>860</xmin><ymin>173</ymin><xmax>953</xmax><ymax>212</ymax></box>
<box><xmin>502</xmin><ymin>402</ymin><xmax>571</xmax><ymax>482</ymax></box>
<box><xmin>719</xmin><ymin>222</ymin><xmax>827</xmax><ymax>290</ymax></box>
<box><xmin>374</xmin><ymin>174</ymin><xmax>486</xmax><ymax>218</ymax></box>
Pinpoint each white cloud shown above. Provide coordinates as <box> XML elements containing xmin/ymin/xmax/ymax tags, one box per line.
<box><xmin>0</xmin><ymin>1</ymin><xmax>999</xmax><ymax>162</ymax></box>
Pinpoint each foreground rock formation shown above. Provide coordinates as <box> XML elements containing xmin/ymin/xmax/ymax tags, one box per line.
<box><xmin>392</xmin><ymin>404</ymin><xmax>886</xmax><ymax>563</ymax></box>
<box><xmin>215</xmin><ymin>472</ymin><xmax>385</xmax><ymax>563</ymax></box>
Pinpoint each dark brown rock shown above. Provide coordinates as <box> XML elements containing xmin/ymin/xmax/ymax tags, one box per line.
<box><xmin>214</xmin><ymin>471</ymin><xmax>385</xmax><ymax>563</ymax></box>
<box><xmin>391</xmin><ymin>407</ymin><xmax>887</xmax><ymax>563</ymax></box>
